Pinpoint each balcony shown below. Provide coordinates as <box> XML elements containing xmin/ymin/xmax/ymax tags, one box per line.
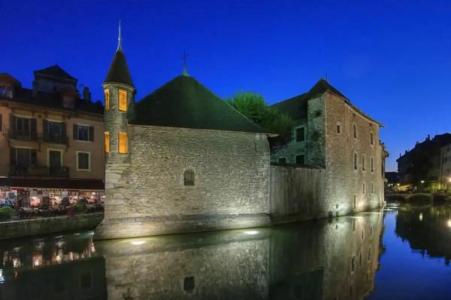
<box><xmin>43</xmin><ymin>134</ymin><xmax>69</xmax><ymax>145</ymax></box>
<box><xmin>9</xmin><ymin>165</ymin><xmax>69</xmax><ymax>178</ymax></box>
<box><xmin>9</xmin><ymin>129</ymin><xmax>38</xmax><ymax>141</ymax></box>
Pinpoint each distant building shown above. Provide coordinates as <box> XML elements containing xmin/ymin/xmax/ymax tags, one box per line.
<box><xmin>271</xmin><ymin>79</ymin><xmax>386</xmax><ymax>213</ymax></box>
<box><xmin>0</xmin><ymin>66</ymin><xmax>105</xmax><ymax>206</ymax></box>
<box><xmin>440</xmin><ymin>144</ymin><xmax>451</xmax><ymax>190</ymax></box>
<box><xmin>397</xmin><ymin>133</ymin><xmax>451</xmax><ymax>191</ymax></box>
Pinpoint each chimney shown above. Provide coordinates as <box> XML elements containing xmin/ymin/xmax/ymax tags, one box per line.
<box><xmin>83</xmin><ymin>87</ymin><xmax>91</xmax><ymax>102</ymax></box>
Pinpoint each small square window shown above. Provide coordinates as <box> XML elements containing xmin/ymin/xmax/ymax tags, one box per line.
<box><xmin>278</xmin><ymin>157</ymin><xmax>287</xmax><ymax>164</ymax></box>
<box><xmin>77</xmin><ymin>152</ymin><xmax>90</xmax><ymax>171</ymax></box>
<box><xmin>183</xmin><ymin>276</ymin><xmax>195</xmax><ymax>293</ymax></box>
<box><xmin>296</xmin><ymin>155</ymin><xmax>305</xmax><ymax>165</ymax></box>
<box><xmin>184</xmin><ymin>169</ymin><xmax>195</xmax><ymax>186</ymax></box>
<box><xmin>296</xmin><ymin>127</ymin><xmax>305</xmax><ymax>142</ymax></box>
<box><xmin>336</xmin><ymin>123</ymin><xmax>341</xmax><ymax>134</ymax></box>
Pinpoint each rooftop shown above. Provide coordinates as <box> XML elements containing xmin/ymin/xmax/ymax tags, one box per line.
<box><xmin>132</xmin><ymin>75</ymin><xmax>265</xmax><ymax>133</ymax></box>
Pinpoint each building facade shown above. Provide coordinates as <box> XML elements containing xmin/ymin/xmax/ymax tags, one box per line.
<box><xmin>440</xmin><ymin>144</ymin><xmax>451</xmax><ymax>191</ymax></box>
<box><xmin>0</xmin><ymin>66</ymin><xmax>105</xmax><ymax>207</ymax></box>
<box><xmin>271</xmin><ymin>80</ymin><xmax>386</xmax><ymax>215</ymax></box>
<box><xmin>397</xmin><ymin>133</ymin><xmax>451</xmax><ymax>191</ymax></box>
<box><xmin>95</xmin><ymin>44</ymin><xmax>271</xmax><ymax>239</ymax></box>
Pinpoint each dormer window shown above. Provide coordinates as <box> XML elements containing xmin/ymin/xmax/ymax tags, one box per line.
<box><xmin>119</xmin><ymin>89</ymin><xmax>128</xmax><ymax>112</ymax></box>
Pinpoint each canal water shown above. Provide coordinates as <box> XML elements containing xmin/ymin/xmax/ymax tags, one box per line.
<box><xmin>0</xmin><ymin>203</ymin><xmax>450</xmax><ymax>300</ymax></box>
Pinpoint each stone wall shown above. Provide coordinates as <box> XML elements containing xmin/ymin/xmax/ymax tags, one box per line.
<box><xmin>96</xmin><ymin>125</ymin><xmax>271</xmax><ymax>239</ymax></box>
<box><xmin>323</xmin><ymin>92</ymin><xmax>385</xmax><ymax>216</ymax></box>
<box><xmin>0</xmin><ymin>213</ymin><xmax>103</xmax><ymax>240</ymax></box>
<box><xmin>270</xmin><ymin>165</ymin><xmax>326</xmax><ymax>222</ymax></box>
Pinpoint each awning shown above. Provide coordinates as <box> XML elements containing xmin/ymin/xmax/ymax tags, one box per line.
<box><xmin>0</xmin><ymin>178</ymin><xmax>105</xmax><ymax>190</ymax></box>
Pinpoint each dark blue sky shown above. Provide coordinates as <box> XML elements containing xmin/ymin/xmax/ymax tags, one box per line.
<box><xmin>1</xmin><ymin>0</ymin><xmax>450</xmax><ymax>171</ymax></box>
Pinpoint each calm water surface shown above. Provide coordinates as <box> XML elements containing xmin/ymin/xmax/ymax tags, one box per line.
<box><xmin>0</xmin><ymin>203</ymin><xmax>450</xmax><ymax>300</ymax></box>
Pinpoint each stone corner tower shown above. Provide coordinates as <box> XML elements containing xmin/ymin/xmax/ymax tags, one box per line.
<box><xmin>102</xmin><ymin>22</ymin><xmax>135</xmax><ymax>164</ymax></box>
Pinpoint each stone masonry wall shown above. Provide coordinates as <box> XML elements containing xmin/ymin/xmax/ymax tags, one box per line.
<box><xmin>323</xmin><ymin>92</ymin><xmax>385</xmax><ymax>216</ymax></box>
<box><xmin>270</xmin><ymin>165</ymin><xmax>326</xmax><ymax>222</ymax></box>
<box><xmin>96</xmin><ymin>125</ymin><xmax>270</xmax><ymax>239</ymax></box>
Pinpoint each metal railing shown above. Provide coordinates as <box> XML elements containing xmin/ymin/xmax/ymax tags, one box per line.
<box><xmin>9</xmin><ymin>165</ymin><xmax>69</xmax><ymax>177</ymax></box>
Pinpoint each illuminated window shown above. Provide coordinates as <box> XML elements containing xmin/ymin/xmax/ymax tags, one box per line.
<box><xmin>118</xmin><ymin>132</ymin><xmax>128</xmax><ymax>154</ymax></box>
<box><xmin>184</xmin><ymin>169</ymin><xmax>195</xmax><ymax>186</ymax></box>
<box><xmin>104</xmin><ymin>131</ymin><xmax>110</xmax><ymax>153</ymax></box>
<box><xmin>104</xmin><ymin>89</ymin><xmax>110</xmax><ymax>111</ymax></box>
<box><xmin>119</xmin><ymin>89</ymin><xmax>128</xmax><ymax>112</ymax></box>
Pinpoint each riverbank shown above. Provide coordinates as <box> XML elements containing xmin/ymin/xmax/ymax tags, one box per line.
<box><xmin>0</xmin><ymin>212</ymin><xmax>103</xmax><ymax>240</ymax></box>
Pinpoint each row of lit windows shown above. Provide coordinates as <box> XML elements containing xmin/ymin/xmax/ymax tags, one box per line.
<box><xmin>104</xmin><ymin>89</ymin><xmax>128</xmax><ymax>112</ymax></box>
<box><xmin>104</xmin><ymin>131</ymin><xmax>128</xmax><ymax>154</ymax></box>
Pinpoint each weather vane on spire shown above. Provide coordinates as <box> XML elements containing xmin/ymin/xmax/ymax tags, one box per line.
<box><xmin>117</xmin><ymin>20</ymin><xmax>122</xmax><ymax>51</ymax></box>
<box><xmin>182</xmin><ymin>51</ymin><xmax>189</xmax><ymax>76</ymax></box>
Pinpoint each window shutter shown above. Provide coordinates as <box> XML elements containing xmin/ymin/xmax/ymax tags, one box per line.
<box><xmin>73</xmin><ymin>124</ymin><xmax>78</xmax><ymax>140</ymax></box>
<box><xmin>43</xmin><ymin>120</ymin><xmax>48</xmax><ymax>137</ymax></box>
<box><xmin>10</xmin><ymin>148</ymin><xmax>16</xmax><ymax>165</ymax></box>
<box><xmin>10</xmin><ymin>114</ymin><xmax>15</xmax><ymax>131</ymax></box>
<box><xmin>89</xmin><ymin>126</ymin><xmax>94</xmax><ymax>142</ymax></box>
<box><xmin>31</xmin><ymin>150</ymin><xmax>37</xmax><ymax>165</ymax></box>
<box><xmin>31</xmin><ymin>119</ymin><xmax>37</xmax><ymax>138</ymax></box>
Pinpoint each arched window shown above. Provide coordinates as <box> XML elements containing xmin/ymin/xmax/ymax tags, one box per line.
<box><xmin>118</xmin><ymin>89</ymin><xmax>128</xmax><ymax>112</ymax></box>
<box><xmin>104</xmin><ymin>89</ymin><xmax>110</xmax><ymax>111</ymax></box>
<box><xmin>184</xmin><ymin>169</ymin><xmax>195</xmax><ymax>186</ymax></box>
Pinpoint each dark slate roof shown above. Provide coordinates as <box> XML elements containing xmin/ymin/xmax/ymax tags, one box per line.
<box><xmin>0</xmin><ymin>87</ymin><xmax>104</xmax><ymax>115</ymax></box>
<box><xmin>272</xmin><ymin>79</ymin><xmax>381</xmax><ymax>126</ymax></box>
<box><xmin>132</xmin><ymin>75</ymin><xmax>265</xmax><ymax>133</ymax></box>
<box><xmin>104</xmin><ymin>50</ymin><xmax>134</xmax><ymax>87</ymax></box>
<box><xmin>34</xmin><ymin>65</ymin><xmax>76</xmax><ymax>81</ymax></box>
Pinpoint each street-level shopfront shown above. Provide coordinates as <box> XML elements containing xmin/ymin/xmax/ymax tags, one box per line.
<box><xmin>0</xmin><ymin>178</ymin><xmax>104</xmax><ymax>208</ymax></box>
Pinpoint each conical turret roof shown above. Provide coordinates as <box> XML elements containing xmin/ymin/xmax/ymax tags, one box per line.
<box><xmin>104</xmin><ymin>50</ymin><xmax>134</xmax><ymax>87</ymax></box>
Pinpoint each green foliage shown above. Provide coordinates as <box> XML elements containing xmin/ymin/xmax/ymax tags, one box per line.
<box><xmin>228</xmin><ymin>92</ymin><xmax>295</xmax><ymax>136</ymax></box>
<box><xmin>0</xmin><ymin>207</ymin><xmax>15</xmax><ymax>221</ymax></box>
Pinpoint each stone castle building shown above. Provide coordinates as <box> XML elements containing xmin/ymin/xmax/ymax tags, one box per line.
<box><xmin>270</xmin><ymin>80</ymin><xmax>386</xmax><ymax>216</ymax></box>
<box><xmin>95</xmin><ymin>40</ymin><xmax>271</xmax><ymax>239</ymax></box>
<box><xmin>96</xmin><ymin>30</ymin><xmax>386</xmax><ymax>239</ymax></box>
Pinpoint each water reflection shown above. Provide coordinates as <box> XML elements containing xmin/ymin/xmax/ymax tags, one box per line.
<box><xmin>395</xmin><ymin>204</ymin><xmax>451</xmax><ymax>264</ymax></box>
<box><xmin>0</xmin><ymin>212</ymin><xmax>385</xmax><ymax>300</ymax></box>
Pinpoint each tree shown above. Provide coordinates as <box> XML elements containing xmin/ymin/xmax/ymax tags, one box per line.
<box><xmin>228</xmin><ymin>92</ymin><xmax>295</xmax><ymax>137</ymax></box>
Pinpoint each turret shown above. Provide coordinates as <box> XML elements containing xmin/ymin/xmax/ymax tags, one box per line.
<box><xmin>103</xmin><ymin>22</ymin><xmax>135</xmax><ymax>162</ymax></box>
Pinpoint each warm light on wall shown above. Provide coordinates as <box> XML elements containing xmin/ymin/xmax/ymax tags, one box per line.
<box><xmin>104</xmin><ymin>131</ymin><xmax>110</xmax><ymax>153</ymax></box>
<box><xmin>447</xmin><ymin>219</ymin><xmax>451</xmax><ymax>228</ymax></box>
<box><xmin>244</xmin><ymin>230</ymin><xmax>259</xmax><ymax>235</ymax></box>
<box><xmin>119</xmin><ymin>132</ymin><xmax>128</xmax><ymax>154</ymax></box>
<box><xmin>130</xmin><ymin>240</ymin><xmax>146</xmax><ymax>245</ymax></box>
<box><xmin>119</xmin><ymin>89</ymin><xmax>128</xmax><ymax>112</ymax></box>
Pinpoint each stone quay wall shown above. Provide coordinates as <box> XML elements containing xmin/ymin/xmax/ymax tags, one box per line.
<box><xmin>0</xmin><ymin>213</ymin><xmax>103</xmax><ymax>240</ymax></box>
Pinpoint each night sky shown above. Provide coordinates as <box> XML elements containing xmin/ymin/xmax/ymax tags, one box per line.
<box><xmin>1</xmin><ymin>0</ymin><xmax>450</xmax><ymax>171</ymax></box>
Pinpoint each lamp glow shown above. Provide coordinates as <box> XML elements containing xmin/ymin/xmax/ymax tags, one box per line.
<box><xmin>244</xmin><ymin>230</ymin><xmax>259</xmax><ymax>235</ymax></box>
<box><xmin>447</xmin><ymin>220</ymin><xmax>451</xmax><ymax>228</ymax></box>
<box><xmin>130</xmin><ymin>240</ymin><xmax>146</xmax><ymax>246</ymax></box>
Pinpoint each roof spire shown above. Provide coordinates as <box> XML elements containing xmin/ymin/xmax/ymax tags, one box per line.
<box><xmin>182</xmin><ymin>51</ymin><xmax>189</xmax><ymax>76</ymax></box>
<box><xmin>117</xmin><ymin>20</ymin><xmax>122</xmax><ymax>51</ymax></box>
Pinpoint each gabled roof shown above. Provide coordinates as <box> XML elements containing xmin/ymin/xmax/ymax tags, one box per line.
<box><xmin>34</xmin><ymin>65</ymin><xmax>76</xmax><ymax>81</ymax></box>
<box><xmin>132</xmin><ymin>75</ymin><xmax>265</xmax><ymax>133</ymax></box>
<box><xmin>272</xmin><ymin>79</ymin><xmax>381</xmax><ymax>126</ymax></box>
<box><xmin>104</xmin><ymin>50</ymin><xmax>134</xmax><ymax>87</ymax></box>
